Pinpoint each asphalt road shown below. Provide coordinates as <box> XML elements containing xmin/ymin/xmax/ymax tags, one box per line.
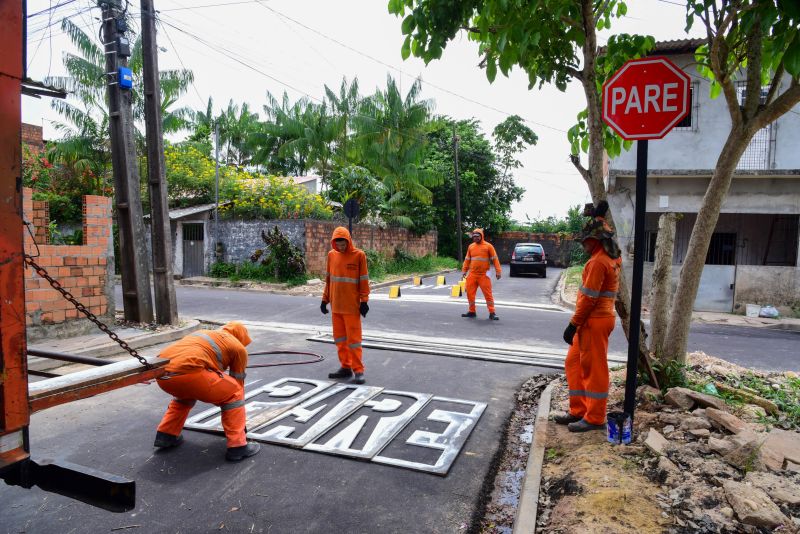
<box><xmin>2</xmin><ymin>328</ymin><xmax>543</xmax><ymax>533</ymax></box>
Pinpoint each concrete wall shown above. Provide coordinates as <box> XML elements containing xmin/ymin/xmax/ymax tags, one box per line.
<box><xmin>734</xmin><ymin>266</ymin><xmax>800</xmax><ymax>314</ymax></box>
<box><xmin>214</xmin><ymin>219</ymin><xmax>306</xmax><ymax>267</ymax></box>
<box><xmin>492</xmin><ymin>231</ymin><xmax>579</xmax><ymax>266</ymax></box>
<box><xmin>23</xmin><ymin>188</ymin><xmax>114</xmax><ymax>329</ymax></box>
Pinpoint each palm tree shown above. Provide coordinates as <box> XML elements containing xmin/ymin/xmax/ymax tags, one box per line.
<box><xmin>353</xmin><ymin>76</ymin><xmax>439</xmax><ymax>206</ymax></box>
<box><xmin>44</xmin><ymin>18</ymin><xmax>194</xmax><ymax>180</ymax></box>
<box><xmin>324</xmin><ymin>77</ymin><xmax>362</xmax><ymax>168</ymax></box>
<box><xmin>217</xmin><ymin>99</ymin><xmax>260</xmax><ymax>167</ymax></box>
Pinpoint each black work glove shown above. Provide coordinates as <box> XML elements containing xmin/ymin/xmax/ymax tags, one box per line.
<box><xmin>320</xmin><ymin>301</ymin><xmax>329</xmax><ymax>314</ymax></box>
<box><xmin>359</xmin><ymin>302</ymin><xmax>369</xmax><ymax>317</ymax></box>
<box><xmin>563</xmin><ymin>323</ymin><xmax>577</xmax><ymax>345</ymax></box>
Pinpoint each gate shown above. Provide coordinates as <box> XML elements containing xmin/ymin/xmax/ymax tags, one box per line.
<box><xmin>182</xmin><ymin>223</ymin><xmax>205</xmax><ymax>277</ymax></box>
<box><xmin>694</xmin><ymin>265</ymin><xmax>735</xmax><ymax>312</ymax></box>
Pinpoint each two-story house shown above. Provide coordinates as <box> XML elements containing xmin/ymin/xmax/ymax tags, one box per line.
<box><xmin>607</xmin><ymin>39</ymin><xmax>800</xmax><ymax>314</ymax></box>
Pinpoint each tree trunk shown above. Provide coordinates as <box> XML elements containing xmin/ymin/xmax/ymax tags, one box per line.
<box><xmin>664</xmin><ymin>128</ymin><xmax>751</xmax><ymax>362</ymax></box>
<box><xmin>650</xmin><ymin>212</ymin><xmax>678</xmax><ymax>360</ymax></box>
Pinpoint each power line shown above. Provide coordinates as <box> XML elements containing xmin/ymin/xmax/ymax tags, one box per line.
<box><xmin>255</xmin><ymin>2</ymin><xmax>567</xmax><ymax>134</ymax></box>
<box><xmin>159</xmin><ymin>19</ymin><xmax>207</xmax><ymax>108</ymax></box>
<box><xmin>654</xmin><ymin>0</ymin><xmax>685</xmax><ymax>6</ymax></box>
<box><xmin>27</xmin><ymin>0</ymin><xmax>78</xmax><ymax>18</ymax></box>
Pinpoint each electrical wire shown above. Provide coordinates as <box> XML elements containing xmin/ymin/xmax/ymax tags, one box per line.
<box><xmin>27</xmin><ymin>0</ymin><xmax>78</xmax><ymax>18</ymax></box>
<box><xmin>247</xmin><ymin>350</ymin><xmax>324</xmax><ymax>368</ymax></box>
<box><xmin>255</xmin><ymin>2</ymin><xmax>567</xmax><ymax>134</ymax></box>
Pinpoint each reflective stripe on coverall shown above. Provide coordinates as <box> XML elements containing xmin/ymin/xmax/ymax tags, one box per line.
<box><xmin>322</xmin><ymin>226</ymin><xmax>369</xmax><ymax>372</ymax></box>
<box><xmin>155</xmin><ymin>321</ymin><xmax>252</xmax><ymax>446</ymax></box>
<box><xmin>565</xmin><ymin>243</ymin><xmax>620</xmax><ymax>425</ymax></box>
<box><xmin>462</xmin><ymin>229</ymin><xmax>501</xmax><ymax>313</ymax></box>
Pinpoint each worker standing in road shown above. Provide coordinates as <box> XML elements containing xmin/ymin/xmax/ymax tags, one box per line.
<box><xmin>320</xmin><ymin>226</ymin><xmax>370</xmax><ymax>384</ymax></box>
<box><xmin>558</xmin><ymin>211</ymin><xmax>621</xmax><ymax>432</ymax></box>
<box><xmin>153</xmin><ymin>321</ymin><xmax>261</xmax><ymax>462</ymax></box>
<box><xmin>461</xmin><ymin>228</ymin><xmax>502</xmax><ymax>320</ymax></box>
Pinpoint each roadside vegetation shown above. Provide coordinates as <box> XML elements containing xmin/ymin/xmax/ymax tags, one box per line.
<box><xmin>365</xmin><ymin>250</ymin><xmax>459</xmax><ymax>282</ymax></box>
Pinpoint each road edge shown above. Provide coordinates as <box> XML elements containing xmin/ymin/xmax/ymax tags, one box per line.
<box><xmin>512</xmin><ymin>382</ymin><xmax>554</xmax><ymax>534</ymax></box>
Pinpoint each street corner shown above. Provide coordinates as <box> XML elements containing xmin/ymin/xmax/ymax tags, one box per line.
<box><xmin>535</xmin><ymin>355</ymin><xmax>800</xmax><ymax>533</ymax></box>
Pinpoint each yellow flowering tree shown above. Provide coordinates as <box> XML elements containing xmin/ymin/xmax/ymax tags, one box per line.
<box><xmin>220</xmin><ymin>175</ymin><xmax>332</xmax><ymax>220</ymax></box>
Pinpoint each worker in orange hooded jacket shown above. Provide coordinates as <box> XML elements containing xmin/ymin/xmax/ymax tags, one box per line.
<box><xmin>321</xmin><ymin>227</ymin><xmax>370</xmax><ymax>384</ymax></box>
<box><xmin>461</xmin><ymin>228</ymin><xmax>503</xmax><ymax>320</ymax></box>
<box><xmin>558</xmin><ymin>205</ymin><xmax>621</xmax><ymax>432</ymax></box>
<box><xmin>153</xmin><ymin>321</ymin><xmax>261</xmax><ymax>461</ymax></box>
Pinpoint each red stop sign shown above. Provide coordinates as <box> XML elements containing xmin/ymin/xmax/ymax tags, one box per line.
<box><xmin>602</xmin><ymin>57</ymin><xmax>690</xmax><ymax>140</ymax></box>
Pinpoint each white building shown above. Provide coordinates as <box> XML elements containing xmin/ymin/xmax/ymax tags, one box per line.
<box><xmin>607</xmin><ymin>39</ymin><xmax>800</xmax><ymax>314</ymax></box>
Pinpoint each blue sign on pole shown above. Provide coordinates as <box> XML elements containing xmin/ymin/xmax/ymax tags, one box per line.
<box><xmin>118</xmin><ymin>67</ymin><xmax>133</xmax><ymax>90</ymax></box>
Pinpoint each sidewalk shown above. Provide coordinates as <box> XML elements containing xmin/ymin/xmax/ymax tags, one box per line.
<box><xmin>28</xmin><ymin>319</ymin><xmax>201</xmax><ymax>372</ymax></box>
<box><xmin>555</xmin><ymin>270</ymin><xmax>800</xmax><ymax>331</ymax></box>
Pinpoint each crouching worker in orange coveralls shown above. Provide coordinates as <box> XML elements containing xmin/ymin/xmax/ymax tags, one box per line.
<box><xmin>558</xmin><ymin>209</ymin><xmax>621</xmax><ymax>432</ymax></box>
<box><xmin>320</xmin><ymin>227</ymin><xmax>370</xmax><ymax>384</ymax></box>
<box><xmin>461</xmin><ymin>229</ymin><xmax>502</xmax><ymax>320</ymax></box>
<box><xmin>153</xmin><ymin>321</ymin><xmax>261</xmax><ymax>462</ymax></box>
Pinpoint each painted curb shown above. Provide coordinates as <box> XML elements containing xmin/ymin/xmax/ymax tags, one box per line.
<box><xmin>512</xmin><ymin>382</ymin><xmax>554</xmax><ymax>534</ymax></box>
<box><xmin>28</xmin><ymin>319</ymin><xmax>202</xmax><ymax>372</ymax></box>
<box><xmin>556</xmin><ymin>270</ymin><xmax>576</xmax><ymax>311</ymax></box>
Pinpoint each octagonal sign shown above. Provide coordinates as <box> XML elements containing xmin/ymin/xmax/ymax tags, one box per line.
<box><xmin>602</xmin><ymin>57</ymin><xmax>690</xmax><ymax>140</ymax></box>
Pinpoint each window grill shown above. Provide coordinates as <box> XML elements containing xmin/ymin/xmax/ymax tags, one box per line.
<box><xmin>706</xmin><ymin>233</ymin><xmax>737</xmax><ymax>265</ymax></box>
<box><xmin>673</xmin><ymin>82</ymin><xmax>698</xmax><ymax>131</ymax></box>
<box><xmin>735</xmin><ymin>81</ymin><xmax>775</xmax><ymax>170</ymax></box>
<box><xmin>182</xmin><ymin>223</ymin><xmax>204</xmax><ymax>241</ymax></box>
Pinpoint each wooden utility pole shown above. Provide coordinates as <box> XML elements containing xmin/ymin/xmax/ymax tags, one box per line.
<box><xmin>453</xmin><ymin>125</ymin><xmax>463</xmax><ymax>262</ymax></box>
<box><xmin>101</xmin><ymin>0</ymin><xmax>154</xmax><ymax>323</ymax></box>
<box><xmin>140</xmin><ymin>0</ymin><xmax>177</xmax><ymax>324</ymax></box>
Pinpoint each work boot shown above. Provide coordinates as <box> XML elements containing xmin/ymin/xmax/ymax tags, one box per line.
<box><xmin>461</xmin><ymin>311</ymin><xmax>477</xmax><ymax>318</ymax></box>
<box><xmin>489</xmin><ymin>313</ymin><xmax>499</xmax><ymax>321</ymax></box>
<box><xmin>351</xmin><ymin>373</ymin><xmax>365</xmax><ymax>385</ymax></box>
<box><xmin>553</xmin><ymin>413</ymin><xmax>582</xmax><ymax>425</ymax></box>
<box><xmin>567</xmin><ymin>419</ymin><xmax>606</xmax><ymax>433</ymax></box>
<box><xmin>328</xmin><ymin>367</ymin><xmax>353</xmax><ymax>379</ymax></box>
<box><xmin>225</xmin><ymin>442</ymin><xmax>261</xmax><ymax>462</ymax></box>
<box><xmin>153</xmin><ymin>431</ymin><xmax>183</xmax><ymax>449</ymax></box>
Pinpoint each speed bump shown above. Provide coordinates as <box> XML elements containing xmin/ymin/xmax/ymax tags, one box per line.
<box><xmin>450</xmin><ymin>285</ymin><xmax>463</xmax><ymax>297</ymax></box>
<box><xmin>412</xmin><ymin>276</ymin><xmax>422</xmax><ymax>286</ymax></box>
<box><xmin>389</xmin><ymin>285</ymin><xmax>402</xmax><ymax>298</ymax></box>
<box><xmin>436</xmin><ymin>275</ymin><xmax>446</xmax><ymax>286</ymax></box>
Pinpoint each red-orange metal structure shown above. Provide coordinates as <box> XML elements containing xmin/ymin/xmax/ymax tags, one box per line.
<box><xmin>0</xmin><ymin>0</ymin><xmax>30</xmax><ymax>474</ymax></box>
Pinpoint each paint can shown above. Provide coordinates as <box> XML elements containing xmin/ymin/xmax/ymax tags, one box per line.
<box><xmin>607</xmin><ymin>411</ymin><xmax>632</xmax><ymax>445</ymax></box>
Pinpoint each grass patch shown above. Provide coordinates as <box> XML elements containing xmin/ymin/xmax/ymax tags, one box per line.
<box><xmin>564</xmin><ymin>265</ymin><xmax>583</xmax><ymax>290</ymax></box>
<box><xmin>719</xmin><ymin>372</ymin><xmax>800</xmax><ymax>430</ymax></box>
<box><xmin>209</xmin><ymin>261</ymin><xmax>309</xmax><ymax>287</ymax></box>
<box><xmin>365</xmin><ymin>249</ymin><xmax>459</xmax><ymax>282</ymax></box>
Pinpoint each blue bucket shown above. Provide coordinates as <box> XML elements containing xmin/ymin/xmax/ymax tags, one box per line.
<box><xmin>607</xmin><ymin>411</ymin><xmax>632</xmax><ymax>445</ymax></box>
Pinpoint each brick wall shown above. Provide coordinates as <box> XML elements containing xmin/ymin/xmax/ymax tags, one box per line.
<box><xmin>22</xmin><ymin>123</ymin><xmax>44</xmax><ymax>153</ymax></box>
<box><xmin>493</xmin><ymin>231</ymin><xmax>580</xmax><ymax>267</ymax></box>
<box><xmin>304</xmin><ymin>221</ymin><xmax>437</xmax><ymax>274</ymax></box>
<box><xmin>23</xmin><ymin>188</ymin><xmax>113</xmax><ymax>326</ymax></box>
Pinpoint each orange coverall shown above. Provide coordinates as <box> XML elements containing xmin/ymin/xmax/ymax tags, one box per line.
<box><xmin>462</xmin><ymin>229</ymin><xmax>502</xmax><ymax>314</ymax></box>
<box><xmin>323</xmin><ymin>227</ymin><xmax>370</xmax><ymax>373</ymax></box>
<box><xmin>155</xmin><ymin>321</ymin><xmax>252</xmax><ymax>447</ymax></box>
<box><xmin>565</xmin><ymin>243</ymin><xmax>621</xmax><ymax>425</ymax></box>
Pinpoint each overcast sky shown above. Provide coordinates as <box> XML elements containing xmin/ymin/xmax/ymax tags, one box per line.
<box><xmin>23</xmin><ymin>0</ymin><xmax>703</xmax><ymax>221</ymax></box>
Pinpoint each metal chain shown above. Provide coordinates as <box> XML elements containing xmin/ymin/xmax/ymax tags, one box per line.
<box><xmin>24</xmin><ymin>255</ymin><xmax>152</xmax><ymax>369</ymax></box>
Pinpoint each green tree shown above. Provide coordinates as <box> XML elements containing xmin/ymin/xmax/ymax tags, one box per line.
<box><xmin>423</xmin><ymin>117</ymin><xmax>522</xmax><ymax>257</ymax></box>
<box><xmin>218</xmin><ymin>99</ymin><xmax>260</xmax><ymax>168</ymax></box>
<box><xmin>325</xmin><ymin>165</ymin><xmax>385</xmax><ymax>221</ymax></box>
<box><xmin>353</xmin><ymin>76</ymin><xmax>438</xmax><ymax>209</ymax></box>
<box><xmin>493</xmin><ymin>114</ymin><xmax>538</xmax><ymax>183</ymax></box>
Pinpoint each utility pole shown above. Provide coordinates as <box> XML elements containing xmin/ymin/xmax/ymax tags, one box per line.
<box><xmin>101</xmin><ymin>0</ymin><xmax>154</xmax><ymax>323</ymax></box>
<box><xmin>141</xmin><ymin>0</ymin><xmax>177</xmax><ymax>324</ymax></box>
<box><xmin>453</xmin><ymin>125</ymin><xmax>463</xmax><ymax>262</ymax></box>
<box><xmin>214</xmin><ymin>121</ymin><xmax>220</xmax><ymax>251</ymax></box>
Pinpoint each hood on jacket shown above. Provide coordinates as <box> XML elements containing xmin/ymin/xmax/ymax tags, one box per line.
<box><xmin>222</xmin><ymin>321</ymin><xmax>252</xmax><ymax>347</ymax></box>
<box><xmin>330</xmin><ymin>226</ymin><xmax>355</xmax><ymax>252</ymax></box>
<box><xmin>471</xmin><ymin>228</ymin><xmax>485</xmax><ymax>242</ymax></box>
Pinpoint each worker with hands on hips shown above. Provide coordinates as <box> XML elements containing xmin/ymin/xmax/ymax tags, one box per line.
<box><xmin>320</xmin><ymin>226</ymin><xmax>370</xmax><ymax>384</ymax></box>
<box><xmin>558</xmin><ymin>202</ymin><xmax>621</xmax><ymax>433</ymax></box>
<box><xmin>153</xmin><ymin>321</ymin><xmax>261</xmax><ymax>462</ymax></box>
<box><xmin>461</xmin><ymin>228</ymin><xmax>502</xmax><ymax>320</ymax></box>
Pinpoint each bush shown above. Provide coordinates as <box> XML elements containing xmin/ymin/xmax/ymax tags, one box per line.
<box><xmin>252</xmin><ymin>226</ymin><xmax>305</xmax><ymax>280</ymax></box>
<box><xmin>209</xmin><ymin>260</ymin><xmax>308</xmax><ymax>287</ymax></box>
<box><xmin>221</xmin><ymin>175</ymin><xmax>332</xmax><ymax>220</ymax></box>
<box><xmin>364</xmin><ymin>249</ymin><xmax>387</xmax><ymax>280</ymax></box>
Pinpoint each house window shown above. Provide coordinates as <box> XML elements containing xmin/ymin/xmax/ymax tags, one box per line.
<box><xmin>673</xmin><ymin>82</ymin><xmax>698</xmax><ymax>131</ymax></box>
<box><xmin>706</xmin><ymin>233</ymin><xmax>737</xmax><ymax>265</ymax></box>
<box><xmin>735</xmin><ymin>81</ymin><xmax>775</xmax><ymax>170</ymax></box>
<box><xmin>645</xmin><ymin>231</ymin><xmax>658</xmax><ymax>262</ymax></box>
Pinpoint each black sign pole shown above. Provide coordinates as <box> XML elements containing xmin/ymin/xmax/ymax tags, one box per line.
<box><xmin>623</xmin><ymin>139</ymin><xmax>648</xmax><ymax>421</ymax></box>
